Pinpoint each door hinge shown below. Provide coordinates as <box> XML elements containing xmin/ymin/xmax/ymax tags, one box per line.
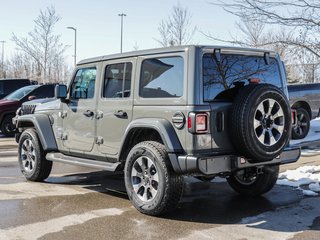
<box><xmin>96</xmin><ymin>136</ymin><xmax>104</xmax><ymax>145</ymax></box>
<box><xmin>59</xmin><ymin>111</ymin><xmax>67</xmax><ymax>119</ymax></box>
<box><xmin>61</xmin><ymin>133</ymin><xmax>68</xmax><ymax>140</ymax></box>
<box><xmin>96</xmin><ymin>110</ymin><xmax>103</xmax><ymax>119</ymax></box>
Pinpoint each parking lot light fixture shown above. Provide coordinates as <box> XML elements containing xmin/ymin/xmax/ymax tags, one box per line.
<box><xmin>118</xmin><ymin>13</ymin><xmax>126</xmax><ymax>53</ymax></box>
<box><xmin>67</xmin><ymin>27</ymin><xmax>77</xmax><ymax>67</ymax></box>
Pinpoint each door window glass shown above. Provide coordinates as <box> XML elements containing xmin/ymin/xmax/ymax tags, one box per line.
<box><xmin>140</xmin><ymin>57</ymin><xmax>183</xmax><ymax>98</ymax></box>
<box><xmin>30</xmin><ymin>85</ymin><xmax>55</xmax><ymax>98</ymax></box>
<box><xmin>70</xmin><ymin>67</ymin><xmax>96</xmax><ymax>99</ymax></box>
<box><xmin>104</xmin><ymin>62</ymin><xmax>132</xmax><ymax>98</ymax></box>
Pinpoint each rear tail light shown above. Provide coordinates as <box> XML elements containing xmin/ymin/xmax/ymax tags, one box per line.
<box><xmin>188</xmin><ymin>112</ymin><xmax>209</xmax><ymax>134</ymax></box>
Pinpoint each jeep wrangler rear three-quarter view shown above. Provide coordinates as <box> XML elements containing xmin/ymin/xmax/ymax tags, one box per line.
<box><xmin>15</xmin><ymin>45</ymin><xmax>300</xmax><ymax>216</ymax></box>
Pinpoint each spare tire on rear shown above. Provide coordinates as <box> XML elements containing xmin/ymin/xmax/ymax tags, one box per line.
<box><xmin>230</xmin><ymin>83</ymin><xmax>291</xmax><ymax>163</ymax></box>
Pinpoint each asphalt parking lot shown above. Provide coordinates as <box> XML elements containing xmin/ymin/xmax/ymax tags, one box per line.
<box><xmin>0</xmin><ymin>135</ymin><xmax>319</xmax><ymax>240</ymax></box>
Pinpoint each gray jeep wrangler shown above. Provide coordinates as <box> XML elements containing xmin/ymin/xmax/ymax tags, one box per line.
<box><xmin>16</xmin><ymin>45</ymin><xmax>300</xmax><ymax>216</ymax></box>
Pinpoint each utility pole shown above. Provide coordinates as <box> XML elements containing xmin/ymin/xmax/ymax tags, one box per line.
<box><xmin>0</xmin><ymin>41</ymin><xmax>5</xmax><ymax>78</ymax></box>
<box><xmin>67</xmin><ymin>27</ymin><xmax>77</xmax><ymax>66</ymax></box>
<box><xmin>118</xmin><ymin>13</ymin><xmax>127</xmax><ymax>53</ymax></box>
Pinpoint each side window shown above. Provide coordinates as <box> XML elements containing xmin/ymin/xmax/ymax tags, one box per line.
<box><xmin>30</xmin><ymin>85</ymin><xmax>55</xmax><ymax>98</ymax></box>
<box><xmin>140</xmin><ymin>57</ymin><xmax>183</xmax><ymax>98</ymax></box>
<box><xmin>103</xmin><ymin>62</ymin><xmax>132</xmax><ymax>98</ymax></box>
<box><xmin>70</xmin><ymin>67</ymin><xmax>96</xmax><ymax>99</ymax></box>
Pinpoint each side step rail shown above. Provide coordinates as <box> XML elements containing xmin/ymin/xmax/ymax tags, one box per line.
<box><xmin>46</xmin><ymin>152</ymin><xmax>120</xmax><ymax>171</ymax></box>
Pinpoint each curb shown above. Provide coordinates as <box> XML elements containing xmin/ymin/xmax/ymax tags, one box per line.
<box><xmin>0</xmin><ymin>150</ymin><xmax>18</xmax><ymax>157</ymax></box>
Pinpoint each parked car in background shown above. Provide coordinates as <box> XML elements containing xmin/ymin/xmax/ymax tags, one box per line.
<box><xmin>0</xmin><ymin>84</ymin><xmax>56</xmax><ymax>137</ymax></box>
<box><xmin>0</xmin><ymin>78</ymin><xmax>35</xmax><ymax>99</ymax></box>
<box><xmin>288</xmin><ymin>83</ymin><xmax>320</xmax><ymax>139</ymax></box>
<box><xmin>13</xmin><ymin>97</ymin><xmax>56</xmax><ymax>142</ymax></box>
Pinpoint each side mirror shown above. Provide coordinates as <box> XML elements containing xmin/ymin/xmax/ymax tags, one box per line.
<box><xmin>28</xmin><ymin>95</ymin><xmax>36</xmax><ymax>101</ymax></box>
<box><xmin>55</xmin><ymin>84</ymin><xmax>67</xmax><ymax>99</ymax></box>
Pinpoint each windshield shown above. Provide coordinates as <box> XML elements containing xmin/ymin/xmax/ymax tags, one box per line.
<box><xmin>203</xmin><ymin>53</ymin><xmax>283</xmax><ymax>101</ymax></box>
<box><xmin>4</xmin><ymin>85</ymin><xmax>38</xmax><ymax>101</ymax></box>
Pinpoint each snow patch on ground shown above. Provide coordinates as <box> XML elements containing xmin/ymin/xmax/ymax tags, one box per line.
<box><xmin>277</xmin><ymin>165</ymin><xmax>320</xmax><ymax>196</ymax></box>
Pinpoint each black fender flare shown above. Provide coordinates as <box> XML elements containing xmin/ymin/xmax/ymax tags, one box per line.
<box><xmin>121</xmin><ymin>118</ymin><xmax>183</xmax><ymax>153</ymax></box>
<box><xmin>16</xmin><ymin>114</ymin><xmax>58</xmax><ymax>151</ymax></box>
<box><xmin>119</xmin><ymin>118</ymin><xmax>184</xmax><ymax>172</ymax></box>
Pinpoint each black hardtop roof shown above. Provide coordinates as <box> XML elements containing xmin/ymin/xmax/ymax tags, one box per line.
<box><xmin>77</xmin><ymin>45</ymin><xmax>277</xmax><ymax>65</ymax></box>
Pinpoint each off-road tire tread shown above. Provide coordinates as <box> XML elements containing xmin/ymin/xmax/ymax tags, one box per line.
<box><xmin>230</xmin><ymin>84</ymin><xmax>291</xmax><ymax>162</ymax></box>
<box><xmin>125</xmin><ymin>141</ymin><xmax>183</xmax><ymax>216</ymax></box>
<box><xmin>18</xmin><ymin>128</ymin><xmax>52</xmax><ymax>181</ymax></box>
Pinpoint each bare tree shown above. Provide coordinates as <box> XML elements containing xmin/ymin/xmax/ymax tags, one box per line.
<box><xmin>11</xmin><ymin>6</ymin><xmax>66</xmax><ymax>84</ymax></box>
<box><xmin>156</xmin><ymin>3</ymin><xmax>196</xmax><ymax>47</ymax></box>
<box><xmin>203</xmin><ymin>15</ymin><xmax>267</xmax><ymax>48</ymax></box>
<box><xmin>211</xmin><ymin>0</ymin><xmax>320</xmax><ymax>58</ymax></box>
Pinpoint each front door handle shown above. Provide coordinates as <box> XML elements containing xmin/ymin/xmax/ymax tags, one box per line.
<box><xmin>83</xmin><ymin>110</ymin><xmax>94</xmax><ymax>117</ymax></box>
<box><xmin>114</xmin><ymin>110</ymin><xmax>127</xmax><ymax>118</ymax></box>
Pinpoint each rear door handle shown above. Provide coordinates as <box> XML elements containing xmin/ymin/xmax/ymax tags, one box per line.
<box><xmin>114</xmin><ymin>110</ymin><xmax>127</xmax><ymax>118</ymax></box>
<box><xmin>83</xmin><ymin>110</ymin><xmax>94</xmax><ymax>117</ymax></box>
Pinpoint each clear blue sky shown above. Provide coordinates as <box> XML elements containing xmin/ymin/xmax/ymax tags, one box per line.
<box><xmin>0</xmin><ymin>0</ymin><xmax>238</xmax><ymax>65</ymax></box>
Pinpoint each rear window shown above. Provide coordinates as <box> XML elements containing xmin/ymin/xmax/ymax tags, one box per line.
<box><xmin>203</xmin><ymin>53</ymin><xmax>282</xmax><ymax>101</ymax></box>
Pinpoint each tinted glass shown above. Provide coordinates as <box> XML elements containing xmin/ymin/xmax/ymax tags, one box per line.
<box><xmin>4</xmin><ymin>85</ymin><xmax>38</xmax><ymax>101</ymax></box>
<box><xmin>104</xmin><ymin>62</ymin><xmax>132</xmax><ymax>98</ymax></box>
<box><xmin>203</xmin><ymin>53</ymin><xmax>282</xmax><ymax>101</ymax></box>
<box><xmin>0</xmin><ymin>82</ymin><xmax>3</xmax><ymax>95</ymax></box>
<box><xmin>70</xmin><ymin>67</ymin><xmax>96</xmax><ymax>99</ymax></box>
<box><xmin>30</xmin><ymin>85</ymin><xmax>55</xmax><ymax>98</ymax></box>
<box><xmin>140</xmin><ymin>57</ymin><xmax>183</xmax><ymax>98</ymax></box>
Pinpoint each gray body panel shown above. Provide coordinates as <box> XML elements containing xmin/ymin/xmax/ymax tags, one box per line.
<box><xmin>288</xmin><ymin>83</ymin><xmax>320</xmax><ymax>119</ymax></box>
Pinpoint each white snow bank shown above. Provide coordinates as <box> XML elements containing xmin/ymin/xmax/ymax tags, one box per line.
<box><xmin>309</xmin><ymin>182</ymin><xmax>320</xmax><ymax>192</ymax></box>
<box><xmin>277</xmin><ymin>165</ymin><xmax>320</xmax><ymax>196</ymax></box>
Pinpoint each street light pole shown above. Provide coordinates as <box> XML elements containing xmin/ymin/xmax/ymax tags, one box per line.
<box><xmin>118</xmin><ymin>13</ymin><xmax>126</xmax><ymax>53</ymax></box>
<box><xmin>0</xmin><ymin>41</ymin><xmax>5</xmax><ymax>78</ymax></box>
<box><xmin>67</xmin><ymin>27</ymin><xmax>77</xmax><ymax>67</ymax></box>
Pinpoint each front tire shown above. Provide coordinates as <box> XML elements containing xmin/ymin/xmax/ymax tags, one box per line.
<box><xmin>227</xmin><ymin>165</ymin><xmax>279</xmax><ymax>196</ymax></box>
<box><xmin>124</xmin><ymin>141</ymin><xmax>183</xmax><ymax>216</ymax></box>
<box><xmin>18</xmin><ymin>129</ymin><xmax>52</xmax><ymax>181</ymax></box>
<box><xmin>1</xmin><ymin>114</ymin><xmax>16</xmax><ymax>137</ymax></box>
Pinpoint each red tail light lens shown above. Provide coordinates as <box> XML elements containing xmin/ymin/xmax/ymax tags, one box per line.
<box><xmin>188</xmin><ymin>112</ymin><xmax>209</xmax><ymax>133</ymax></box>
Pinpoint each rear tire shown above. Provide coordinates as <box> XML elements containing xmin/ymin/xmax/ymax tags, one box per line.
<box><xmin>292</xmin><ymin>108</ymin><xmax>310</xmax><ymax>139</ymax></box>
<box><xmin>124</xmin><ymin>141</ymin><xmax>183</xmax><ymax>216</ymax></box>
<box><xmin>227</xmin><ymin>165</ymin><xmax>279</xmax><ymax>196</ymax></box>
<box><xmin>18</xmin><ymin>128</ymin><xmax>52</xmax><ymax>181</ymax></box>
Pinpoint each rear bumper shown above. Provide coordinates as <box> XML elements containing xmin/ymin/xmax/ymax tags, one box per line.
<box><xmin>172</xmin><ymin>146</ymin><xmax>301</xmax><ymax>175</ymax></box>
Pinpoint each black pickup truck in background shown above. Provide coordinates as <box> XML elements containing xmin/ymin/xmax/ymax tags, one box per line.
<box><xmin>288</xmin><ymin>83</ymin><xmax>320</xmax><ymax>139</ymax></box>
